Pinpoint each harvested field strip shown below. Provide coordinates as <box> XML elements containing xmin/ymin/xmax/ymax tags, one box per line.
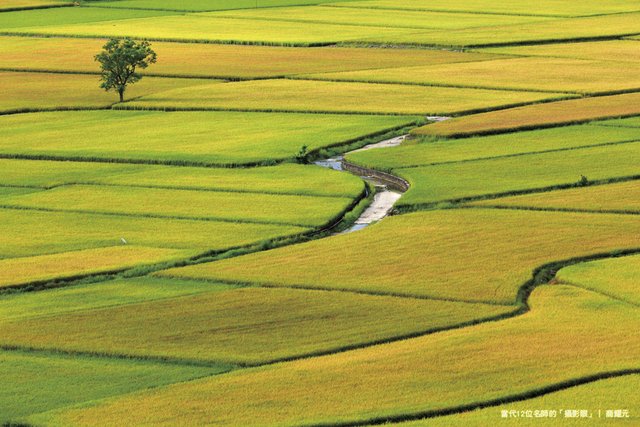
<box><xmin>0</xmin><ymin>110</ymin><xmax>414</xmax><ymax>165</ymax></box>
<box><xmin>158</xmin><ymin>209</ymin><xmax>640</xmax><ymax>304</ymax></box>
<box><xmin>0</xmin><ymin>159</ymin><xmax>365</xmax><ymax>198</ymax></box>
<box><xmin>0</xmin><ymin>349</ymin><xmax>223</xmax><ymax>421</ymax></box>
<box><xmin>0</xmin><ymin>71</ymin><xmax>216</xmax><ymax>115</ymax></box>
<box><xmin>394</xmin><ymin>142</ymin><xmax>640</xmax><ymax>208</ymax></box>
<box><xmin>208</xmin><ymin>6</ymin><xmax>554</xmax><ymax>30</ymax></box>
<box><xmin>477</xmin><ymin>40</ymin><xmax>640</xmax><ymax>63</ymax></box>
<box><xmin>305</xmin><ymin>57</ymin><xmax>640</xmax><ymax>94</ymax></box>
<box><xmin>0</xmin><ymin>246</ymin><xmax>192</xmax><ymax>290</ymax></box>
<box><xmin>27</xmin><ymin>285</ymin><xmax>640</xmax><ymax>426</ymax></box>
<box><xmin>346</xmin><ymin>124</ymin><xmax>640</xmax><ymax>170</ymax></box>
<box><xmin>469</xmin><ymin>180</ymin><xmax>640</xmax><ymax>215</ymax></box>
<box><xmin>392</xmin><ymin>374</ymin><xmax>640</xmax><ymax>425</ymax></box>
<box><xmin>556</xmin><ymin>255</ymin><xmax>640</xmax><ymax>306</ymax></box>
<box><xmin>2</xmin><ymin>184</ymin><xmax>358</xmax><ymax>228</ymax></box>
<box><xmin>124</xmin><ymin>79</ymin><xmax>570</xmax><ymax>116</ymax></box>
<box><xmin>326</xmin><ymin>0</ymin><xmax>640</xmax><ymax>17</ymax></box>
<box><xmin>0</xmin><ymin>208</ymin><xmax>308</xmax><ymax>259</ymax></box>
<box><xmin>2</xmin><ymin>14</ymin><xmax>418</xmax><ymax>46</ymax></box>
<box><xmin>0</xmin><ymin>37</ymin><xmax>498</xmax><ymax>79</ymax></box>
<box><xmin>0</xmin><ymin>287</ymin><xmax>513</xmax><ymax>366</ymax></box>
<box><xmin>414</xmin><ymin>92</ymin><xmax>640</xmax><ymax>137</ymax></box>
<box><xmin>355</xmin><ymin>12</ymin><xmax>640</xmax><ymax>48</ymax></box>
<box><xmin>0</xmin><ymin>276</ymin><xmax>236</xmax><ymax>322</ymax></box>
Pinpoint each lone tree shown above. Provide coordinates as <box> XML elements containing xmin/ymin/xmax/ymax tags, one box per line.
<box><xmin>95</xmin><ymin>38</ymin><xmax>157</xmax><ymax>102</ymax></box>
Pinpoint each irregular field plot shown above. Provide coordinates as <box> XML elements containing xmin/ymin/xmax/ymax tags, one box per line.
<box><xmin>160</xmin><ymin>209</ymin><xmax>640</xmax><ymax>304</ymax></box>
<box><xmin>358</xmin><ymin>13</ymin><xmax>640</xmax><ymax>47</ymax></box>
<box><xmin>0</xmin><ymin>349</ymin><xmax>219</xmax><ymax>421</ymax></box>
<box><xmin>557</xmin><ymin>255</ymin><xmax>640</xmax><ymax>305</ymax></box>
<box><xmin>210</xmin><ymin>6</ymin><xmax>553</xmax><ymax>30</ymax></box>
<box><xmin>0</xmin><ymin>208</ymin><xmax>307</xmax><ymax>258</ymax></box>
<box><xmin>88</xmin><ymin>0</ymin><xmax>359</xmax><ymax>12</ymax></box>
<box><xmin>0</xmin><ymin>0</ymin><xmax>70</xmax><ymax>10</ymax></box>
<box><xmin>125</xmin><ymin>79</ymin><xmax>568</xmax><ymax>115</ymax></box>
<box><xmin>5</xmin><ymin>14</ymin><xmax>415</xmax><ymax>45</ymax></box>
<box><xmin>0</xmin><ymin>110</ymin><xmax>412</xmax><ymax>165</ymax></box>
<box><xmin>3</xmin><ymin>184</ymin><xmax>356</xmax><ymax>227</ymax></box>
<box><xmin>478</xmin><ymin>40</ymin><xmax>640</xmax><ymax>63</ymax></box>
<box><xmin>0</xmin><ymin>71</ymin><xmax>215</xmax><ymax>113</ymax></box>
<box><xmin>401</xmin><ymin>375</ymin><xmax>640</xmax><ymax>426</ymax></box>
<box><xmin>346</xmin><ymin>124</ymin><xmax>640</xmax><ymax>170</ymax></box>
<box><xmin>0</xmin><ymin>246</ymin><xmax>189</xmax><ymax>289</ymax></box>
<box><xmin>596</xmin><ymin>116</ymin><xmax>640</xmax><ymax>129</ymax></box>
<box><xmin>415</xmin><ymin>92</ymin><xmax>640</xmax><ymax>137</ymax></box>
<box><xmin>0</xmin><ymin>286</ymin><xmax>512</xmax><ymax>365</ymax></box>
<box><xmin>0</xmin><ymin>6</ymin><xmax>172</xmax><ymax>29</ymax></box>
<box><xmin>329</xmin><ymin>0</ymin><xmax>640</xmax><ymax>17</ymax></box>
<box><xmin>0</xmin><ymin>36</ymin><xmax>496</xmax><ymax>78</ymax></box>
<box><xmin>395</xmin><ymin>142</ymin><xmax>640</xmax><ymax>207</ymax></box>
<box><xmin>308</xmin><ymin>57</ymin><xmax>640</xmax><ymax>94</ymax></box>
<box><xmin>0</xmin><ymin>276</ymin><xmax>234</xmax><ymax>322</ymax></box>
<box><xmin>0</xmin><ymin>159</ymin><xmax>365</xmax><ymax>198</ymax></box>
<box><xmin>28</xmin><ymin>285</ymin><xmax>640</xmax><ymax>426</ymax></box>
<box><xmin>470</xmin><ymin>180</ymin><xmax>640</xmax><ymax>214</ymax></box>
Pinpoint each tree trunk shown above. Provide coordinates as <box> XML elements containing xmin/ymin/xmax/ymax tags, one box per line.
<box><xmin>118</xmin><ymin>88</ymin><xmax>125</xmax><ymax>103</ymax></box>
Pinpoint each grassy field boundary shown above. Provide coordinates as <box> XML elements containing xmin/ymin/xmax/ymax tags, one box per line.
<box><xmin>464</xmin><ymin>204</ymin><xmax>640</xmax><ymax>217</ymax></box>
<box><xmin>0</xmin><ymin>31</ymin><xmax>338</xmax><ymax>47</ymax></box>
<box><xmin>0</xmin><ymin>3</ymin><xmax>73</xmax><ymax>13</ymax></box>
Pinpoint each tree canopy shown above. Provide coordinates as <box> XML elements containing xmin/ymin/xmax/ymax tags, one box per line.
<box><xmin>95</xmin><ymin>38</ymin><xmax>157</xmax><ymax>102</ymax></box>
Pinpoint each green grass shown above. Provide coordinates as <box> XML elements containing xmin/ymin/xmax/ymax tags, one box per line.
<box><xmin>0</xmin><ymin>110</ymin><xmax>413</xmax><ymax>165</ymax></box>
<box><xmin>357</xmin><ymin>12</ymin><xmax>640</xmax><ymax>47</ymax></box>
<box><xmin>0</xmin><ymin>36</ymin><xmax>496</xmax><ymax>79</ymax></box>
<box><xmin>470</xmin><ymin>180</ymin><xmax>640</xmax><ymax>214</ymax></box>
<box><xmin>0</xmin><ymin>276</ymin><xmax>234</xmax><ymax>321</ymax></box>
<box><xmin>3</xmin><ymin>184</ymin><xmax>357</xmax><ymax>227</ymax></box>
<box><xmin>395</xmin><ymin>142</ymin><xmax>640</xmax><ymax>208</ymax></box>
<box><xmin>4</xmin><ymin>13</ymin><xmax>416</xmax><ymax>45</ymax></box>
<box><xmin>159</xmin><ymin>209</ymin><xmax>640</xmax><ymax>304</ymax></box>
<box><xmin>27</xmin><ymin>285</ymin><xmax>640</xmax><ymax>426</ymax></box>
<box><xmin>0</xmin><ymin>208</ymin><xmax>307</xmax><ymax>259</ymax></box>
<box><xmin>478</xmin><ymin>40</ymin><xmax>640</xmax><ymax>63</ymax></box>
<box><xmin>125</xmin><ymin>79</ymin><xmax>568</xmax><ymax>115</ymax></box>
<box><xmin>0</xmin><ymin>5</ymin><xmax>173</xmax><ymax>29</ymax></box>
<box><xmin>596</xmin><ymin>116</ymin><xmax>640</xmax><ymax>129</ymax></box>
<box><xmin>346</xmin><ymin>124</ymin><xmax>640</xmax><ymax>170</ymax></box>
<box><xmin>0</xmin><ymin>349</ymin><xmax>222</xmax><ymax>421</ymax></box>
<box><xmin>0</xmin><ymin>246</ymin><xmax>191</xmax><ymax>289</ymax></box>
<box><xmin>329</xmin><ymin>0</ymin><xmax>640</xmax><ymax>17</ymax></box>
<box><xmin>556</xmin><ymin>254</ymin><xmax>640</xmax><ymax>305</ymax></box>
<box><xmin>0</xmin><ymin>159</ymin><xmax>365</xmax><ymax>198</ymax></box>
<box><xmin>400</xmin><ymin>375</ymin><xmax>640</xmax><ymax>426</ymax></box>
<box><xmin>0</xmin><ymin>0</ymin><xmax>71</xmax><ymax>10</ymax></box>
<box><xmin>0</xmin><ymin>286</ymin><xmax>512</xmax><ymax>365</ymax></box>
<box><xmin>307</xmin><ymin>57</ymin><xmax>640</xmax><ymax>94</ymax></box>
<box><xmin>0</xmin><ymin>71</ymin><xmax>216</xmax><ymax>114</ymax></box>
<box><xmin>86</xmin><ymin>0</ymin><xmax>359</xmax><ymax>12</ymax></box>
<box><xmin>211</xmin><ymin>5</ymin><xmax>554</xmax><ymax>30</ymax></box>
<box><xmin>414</xmin><ymin>92</ymin><xmax>640</xmax><ymax>137</ymax></box>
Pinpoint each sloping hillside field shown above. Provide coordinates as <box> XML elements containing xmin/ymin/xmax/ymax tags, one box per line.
<box><xmin>1</xmin><ymin>0</ymin><xmax>638</xmax><ymax>425</ymax></box>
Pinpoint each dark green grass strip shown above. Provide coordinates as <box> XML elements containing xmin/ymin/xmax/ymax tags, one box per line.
<box><xmin>0</xmin><ymin>3</ymin><xmax>74</xmax><ymax>13</ymax></box>
<box><xmin>465</xmin><ymin>204</ymin><xmax>640</xmax><ymax>216</ymax></box>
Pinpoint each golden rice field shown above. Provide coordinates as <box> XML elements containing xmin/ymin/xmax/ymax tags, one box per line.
<box><xmin>160</xmin><ymin>209</ymin><xmax>640</xmax><ymax>304</ymax></box>
<box><xmin>124</xmin><ymin>78</ymin><xmax>569</xmax><ymax>115</ymax></box>
<box><xmin>0</xmin><ymin>36</ymin><xmax>499</xmax><ymax>78</ymax></box>
<box><xmin>308</xmin><ymin>57</ymin><xmax>640</xmax><ymax>94</ymax></box>
<box><xmin>0</xmin><ymin>286</ymin><xmax>512</xmax><ymax>365</ymax></box>
<box><xmin>1</xmin><ymin>1</ymin><xmax>639</xmax><ymax>425</ymax></box>
<box><xmin>415</xmin><ymin>92</ymin><xmax>640</xmax><ymax>137</ymax></box>
<box><xmin>470</xmin><ymin>180</ymin><xmax>640</xmax><ymax>213</ymax></box>
<box><xmin>26</xmin><ymin>285</ymin><xmax>640</xmax><ymax>426</ymax></box>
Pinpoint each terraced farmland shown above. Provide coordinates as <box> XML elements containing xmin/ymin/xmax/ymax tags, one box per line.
<box><xmin>1</xmin><ymin>0</ymin><xmax>638</xmax><ymax>425</ymax></box>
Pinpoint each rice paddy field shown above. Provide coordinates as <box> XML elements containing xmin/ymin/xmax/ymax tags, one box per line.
<box><xmin>1</xmin><ymin>0</ymin><xmax>639</xmax><ymax>425</ymax></box>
